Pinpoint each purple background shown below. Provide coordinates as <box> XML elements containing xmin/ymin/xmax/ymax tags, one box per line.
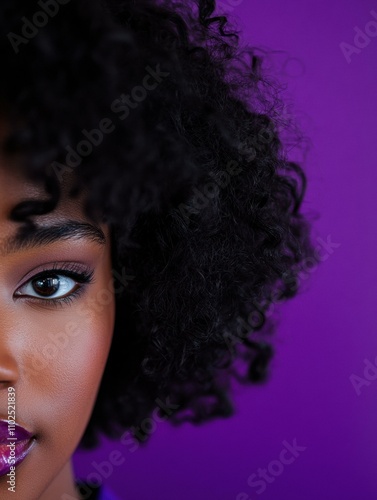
<box><xmin>73</xmin><ymin>1</ymin><xmax>377</xmax><ymax>498</ymax></box>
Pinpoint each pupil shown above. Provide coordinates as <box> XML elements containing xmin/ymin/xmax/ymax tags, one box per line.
<box><xmin>33</xmin><ymin>275</ymin><xmax>60</xmax><ymax>297</ymax></box>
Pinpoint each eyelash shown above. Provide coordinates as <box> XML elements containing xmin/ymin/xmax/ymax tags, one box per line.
<box><xmin>15</xmin><ymin>262</ymin><xmax>95</xmax><ymax>309</ymax></box>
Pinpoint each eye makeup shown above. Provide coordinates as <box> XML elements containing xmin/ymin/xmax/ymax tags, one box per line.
<box><xmin>13</xmin><ymin>262</ymin><xmax>95</xmax><ymax>309</ymax></box>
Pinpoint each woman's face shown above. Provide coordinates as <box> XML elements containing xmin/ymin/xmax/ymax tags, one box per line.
<box><xmin>0</xmin><ymin>154</ymin><xmax>116</xmax><ymax>498</ymax></box>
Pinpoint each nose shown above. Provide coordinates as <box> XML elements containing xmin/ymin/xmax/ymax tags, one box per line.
<box><xmin>0</xmin><ymin>342</ymin><xmax>19</xmax><ymax>390</ymax></box>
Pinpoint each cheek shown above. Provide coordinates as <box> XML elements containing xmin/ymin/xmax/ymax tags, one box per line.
<box><xmin>57</xmin><ymin>309</ymin><xmax>114</xmax><ymax>410</ymax></box>
<box><xmin>25</xmin><ymin>297</ymin><xmax>115</xmax><ymax>450</ymax></box>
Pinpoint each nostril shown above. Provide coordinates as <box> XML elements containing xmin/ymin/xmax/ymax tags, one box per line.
<box><xmin>0</xmin><ymin>382</ymin><xmax>14</xmax><ymax>390</ymax></box>
<box><xmin>0</xmin><ymin>351</ymin><xmax>19</xmax><ymax>386</ymax></box>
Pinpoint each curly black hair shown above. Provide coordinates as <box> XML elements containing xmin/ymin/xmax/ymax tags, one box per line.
<box><xmin>0</xmin><ymin>0</ymin><xmax>315</xmax><ymax>448</ymax></box>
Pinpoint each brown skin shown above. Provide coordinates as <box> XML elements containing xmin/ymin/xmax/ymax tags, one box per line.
<box><xmin>0</xmin><ymin>159</ymin><xmax>116</xmax><ymax>499</ymax></box>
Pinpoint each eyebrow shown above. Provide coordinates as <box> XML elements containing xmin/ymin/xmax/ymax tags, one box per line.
<box><xmin>1</xmin><ymin>220</ymin><xmax>106</xmax><ymax>256</ymax></box>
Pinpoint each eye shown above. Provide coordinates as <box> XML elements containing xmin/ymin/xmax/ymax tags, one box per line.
<box><xmin>14</xmin><ymin>265</ymin><xmax>95</xmax><ymax>306</ymax></box>
<box><xmin>16</xmin><ymin>273</ymin><xmax>79</xmax><ymax>300</ymax></box>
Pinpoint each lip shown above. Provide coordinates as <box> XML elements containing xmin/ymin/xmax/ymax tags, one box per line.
<box><xmin>0</xmin><ymin>419</ymin><xmax>35</xmax><ymax>477</ymax></box>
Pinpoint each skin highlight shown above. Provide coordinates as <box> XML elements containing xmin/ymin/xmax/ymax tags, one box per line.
<box><xmin>0</xmin><ymin>158</ymin><xmax>115</xmax><ymax>499</ymax></box>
